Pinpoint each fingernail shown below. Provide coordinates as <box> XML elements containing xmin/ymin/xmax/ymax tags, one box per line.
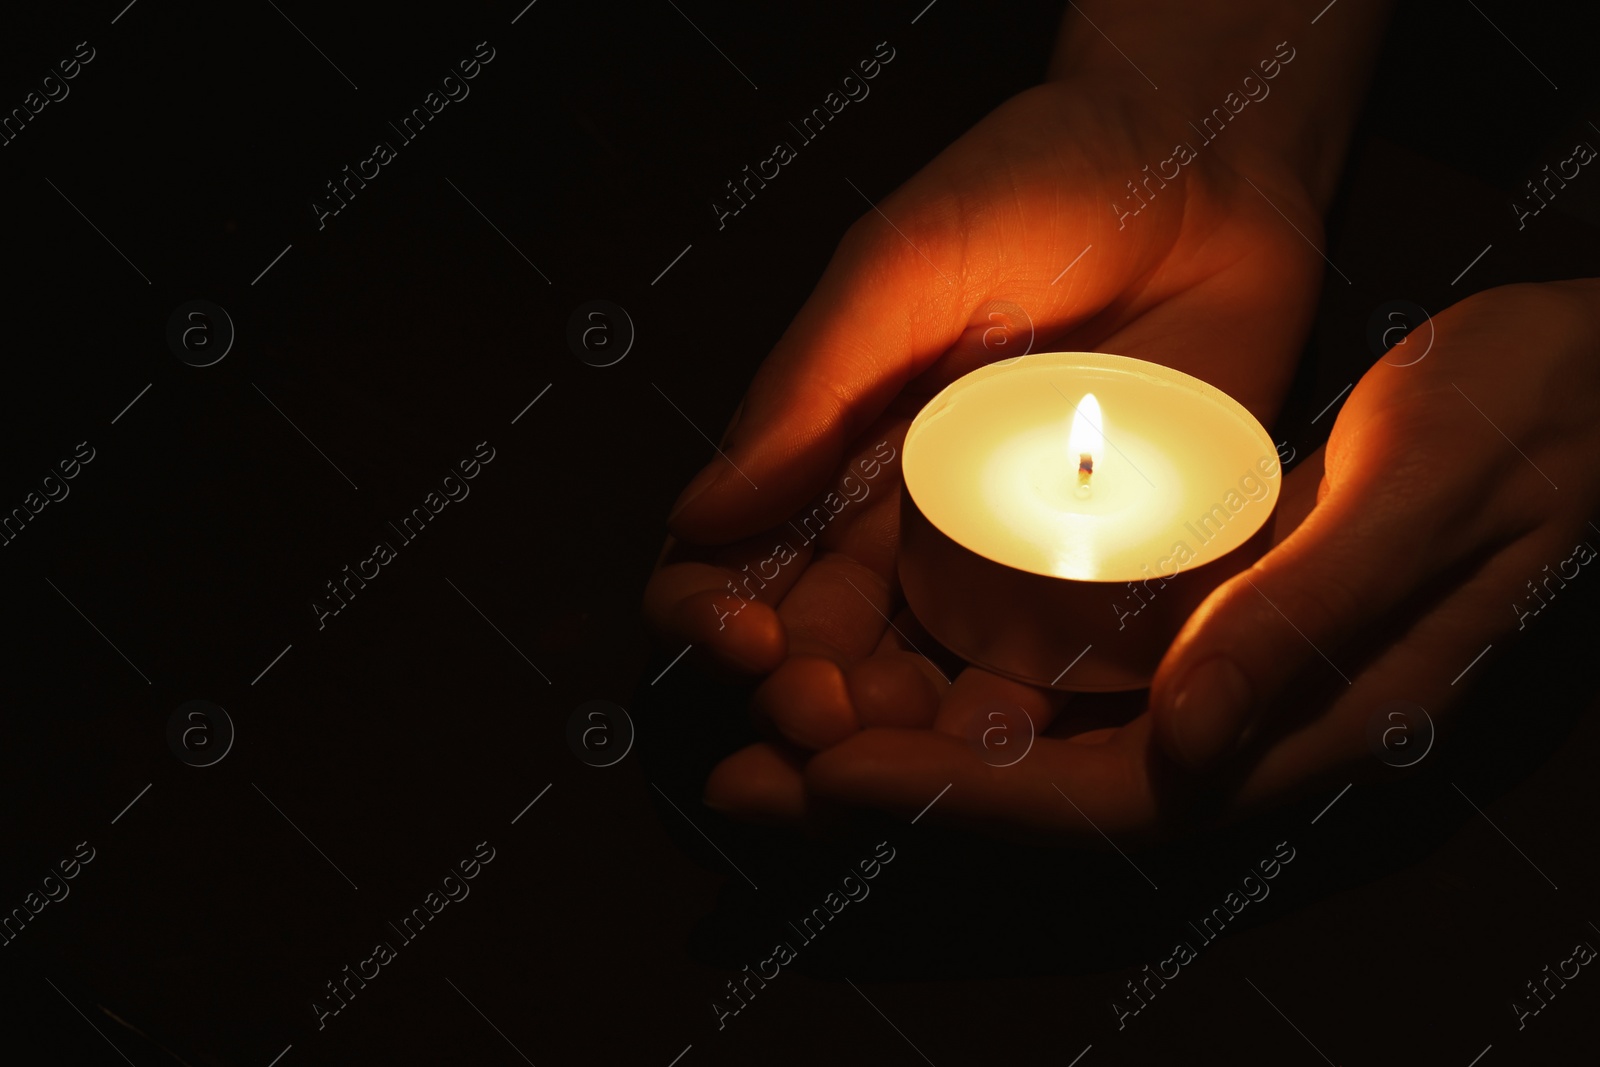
<box><xmin>1166</xmin><ymin>658</ymin><xmax>1253</xmax><ymax>770</ymax></box>
<box><xmin>706</xmin><ymin>595</ymin><xmax>781</xmax><ymax>674</ymax></box>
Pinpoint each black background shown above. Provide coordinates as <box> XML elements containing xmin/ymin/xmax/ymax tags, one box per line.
<box><xmin>1</xmin><ymin>1</ymin><xmax>1598</xmax><ymax>1064</ymax></box>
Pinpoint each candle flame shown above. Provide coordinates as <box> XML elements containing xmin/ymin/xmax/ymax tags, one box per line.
<box><xmin>1069</xmin><ymin>393</ymin><xmax>1103</xmax><ymax>477</ymax></box>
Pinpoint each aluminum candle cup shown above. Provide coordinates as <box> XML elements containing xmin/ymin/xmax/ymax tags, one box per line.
<box><xmin>898</xmin><ymin>352</ymin><xmax>1282</xmax><ymax>692</ymax></box>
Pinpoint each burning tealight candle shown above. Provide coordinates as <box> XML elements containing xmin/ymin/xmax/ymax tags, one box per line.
<box><xmin>898</xmin><ymin>352</ymin><xmax>1282</xmax><ymax>691</ymax></box>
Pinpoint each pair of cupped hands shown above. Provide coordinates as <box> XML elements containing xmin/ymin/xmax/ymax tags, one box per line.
<box><xmin>644</xmin><ymin>79</ymin><xmax>1600</xmax><ymax>843</ymax></box>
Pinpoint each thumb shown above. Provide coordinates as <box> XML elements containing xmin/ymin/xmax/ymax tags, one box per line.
<box><xmin>664</xmin><ymin>200</ymin><xmax>1131</xmax><ymax>545</ymax></box>
<box><xmin>1148</xmin><ymin>402</ymin><xmax>1474</xmax><ymax>771</ymax></box>
<box><xmin>665</xmin><ymin>215</ymin><xmax>974</xmax><ymax>545</ymax></box>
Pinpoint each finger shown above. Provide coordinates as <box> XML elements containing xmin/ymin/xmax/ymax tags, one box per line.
<box><xmin>785</xmin><ymin>605</ymin><xmax>950</xmax><ymax>740</ymax></box>
<box><xmin>674</xmin><ymin>589</ymin><xmax>785</xmax><ymax>676</ymax></box>
<box><xmin>1224</xmin><ymin>526</ymin><xmax>1565</xmax><ymax>813</ymax></box>
<box><xmin>704</xmin><ymin>741</ymin><xmax>810</xmax><ymax>825</ymax></box>
<box><xmin>847</xmin><ymin>610</ymin><xmax>951</xmax><ymax>729</ymax></box>
<box><xmin>930</xmin><ymin>666</ymin><xmax>1069</xmax><ymax>757</ymax></box>
<box><xmin>776</xmin><ymin>535</ymin><xmax>899</xmax><ymax>661</ymax></box>
<box><xmin>755</xmin><ymin>437</ymin><xmax>910</xmax><ymax>747</ymax></box>
<box><xmin>847</xmin><ymin>652</ymin><xmax>945</xmax><ymax>729</ymax></box>
<box><xmin>805</xmin><ymin>718</ymin><xmax>1163</xmax><ymax>844</ymax></box>
<box><xmin>1272</xmin><ymin>444</ymin><xmax>1323</xmax><ymax>538</ymax></box>
<box><xmin>646</xmin><ymin>529</ymin><xmax>814</xmax><ymax>620</ymax></box>
<box><xmin>753</xmin><ymin>552</ymin><xmax>897</xmax><ymax>749</ymax></box>
<box><xmin>751</xmin><ymin>654</ymin><xmax>858</xmax><ymax>750</ymax></box>
<box><xmin>763</xmin><ymin>423</ymin><xmax>905</xmax><ymax>658</ymax></box>
<box><xmin>643</xmin><ymin>530</ymin><xmax>817</xmax><ymax>673</ymax></box>
<box><xmin>752</xmin><ymin>544</ymin><xmax>905</xmax><ymax>749</ymax></box>
<box><xmin>1148</xmin><ymin>375</ymin><xmax>1523</xmax><ymax>773</ymax></box>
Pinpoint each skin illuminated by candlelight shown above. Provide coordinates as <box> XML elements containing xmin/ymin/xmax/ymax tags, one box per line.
<box><xmin>644</xmin><ymin>0</ymin><xmax>1600</xmax><ymax>843</ymax></box>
